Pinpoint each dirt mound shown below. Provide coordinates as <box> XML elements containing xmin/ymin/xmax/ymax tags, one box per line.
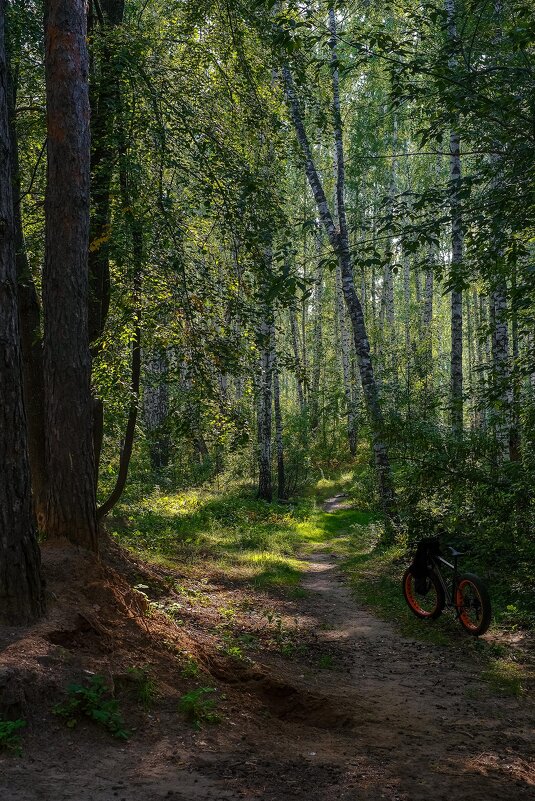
<box><xmin>249</xmin><ymin>674</ymin><xmax>354</xmax><ymax>729</ymax></box>
<box><xmin>207</xmin><ymin>655</ymin><xmax>354</xmax><ymax>730</ymax></box>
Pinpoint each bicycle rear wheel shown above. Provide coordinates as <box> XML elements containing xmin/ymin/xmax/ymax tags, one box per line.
<box><xmin>455</xmin><ymin>573</ymin><xmax>492</xmax><ymax>636</ymax></box>
<box><xmin>402</xmin><ymin>568</ymin><xmax>445</xmax><ymax>620</ymax></box>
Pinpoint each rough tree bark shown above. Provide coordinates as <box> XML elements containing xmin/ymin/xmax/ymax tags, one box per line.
<box><xmin>42</xmin><ymin>0</ymin><xmax>98</xmax><ymax>549</ymax></box>
<box><xmin>0</xmin><ymin>0</ymin><xmax>45</xmax><ymax>623</ymax></box>
<box><xmin>6</xmin><ymin>25</ymin><xmax>47</xmax><ymax>525</ymax></box>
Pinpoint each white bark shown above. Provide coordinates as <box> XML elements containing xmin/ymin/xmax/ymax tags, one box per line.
<box><xmin>335</xmin><ymin>262</ymin><xmax>358</xmax><ymax>454</ymax></box>
<box><xmin>281</xmin><ymin>10</ymin><xmax>397</xmax><ymax>522</ymax></box>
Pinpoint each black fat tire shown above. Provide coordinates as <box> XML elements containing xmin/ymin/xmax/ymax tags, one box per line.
<box><xmin>455</xmin><ymin>573</ymin><xmax>492</xmax><ymax>636</ymax></box>
<box><xmin>402</xmin><ymin>567</ymin><xmax>445</xmax><ymax>620</ymax></box>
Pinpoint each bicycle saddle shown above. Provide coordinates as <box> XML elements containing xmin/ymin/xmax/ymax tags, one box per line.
<box><xmin>447</xmin><ymin>545</ymin><xmax>464</xmax><ymax>557</ymax></box>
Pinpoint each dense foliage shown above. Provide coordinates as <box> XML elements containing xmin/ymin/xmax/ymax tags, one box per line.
<box><xmin>2</xmin><ymin>0</ymin><xmax>534</xmax><ymax>623</ymax></box>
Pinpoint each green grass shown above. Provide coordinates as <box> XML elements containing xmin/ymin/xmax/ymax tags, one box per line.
<box><xmin>109</xmin><ymin>470</ymin><xmax>533</xmax><ymax>697</ymax></box>
<box><xmin>109</xmin><ymin>484</ymin><xmax>315</xmax><ymax>588</ymax></box>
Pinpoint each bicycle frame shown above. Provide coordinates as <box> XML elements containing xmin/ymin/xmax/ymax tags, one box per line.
<box><xmin>429</xmin><ymin>553</ymin><xmax>460</xmax><ymax>608</ymax></box>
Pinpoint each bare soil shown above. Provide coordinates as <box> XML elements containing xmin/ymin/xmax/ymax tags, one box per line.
<box><xmin>1</xmin><ymin>501</ymin><xmax>534</xmax><ymax>800</ymax></box>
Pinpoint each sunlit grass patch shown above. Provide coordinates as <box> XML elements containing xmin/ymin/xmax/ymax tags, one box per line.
<box><xmin>109</xmin><ymin>485</ymin><xmax>311</xmax><ymax>589</ymax></box>
<box><xmin>240</xmin><ymin>552</ymin><xmax>304</xmax><ymax>587</ymax></box>
<box><xmin>481</xmin><ymin>658</ymin><xmax>525</xmax><ymax>697</ymax></box>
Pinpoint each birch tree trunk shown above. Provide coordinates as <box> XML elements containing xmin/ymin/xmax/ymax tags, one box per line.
<box><xmin>335</xmin><ymin>262</ymin><xmax>357</xmax><ymax>455</ymax></box>
<box><xmin>491</xmin><ymin>283</ymin><xmax>512</xmax><ymax>461</ymax></box>
<box><xmin>272</xmin><ymin>331</ymin><xmax>286</xmax><ymax>500</ymax></box>
<box><xmin>257</xmin><ymin>302</ymin><xmax>273</xmax><ymax>501</ymax></box>
<box><xmin>0</xmin><ymin>0</ymin><xmax>45</xmax><ymax>623</ymax></box>
<box><xmin>42</xmin><ymin>0</ymin><xmax>98</xmax><ymax>549</ymax></box>
<box><xmin>309</xmin><ymin>241</ymin><xmax>324</xmax><ymax>431</ymax></box>
<box><xmin>289</xmin><ymin>307</ymin><xmax>305</xmax><ymax>411</ymax></box>
<box><xmin>281</xmin><ymin>11</ymin><xmax>397</xmax><ymax>523</ymax></box>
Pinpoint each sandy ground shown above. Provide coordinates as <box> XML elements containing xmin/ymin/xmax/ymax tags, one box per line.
<box><xmin>1</xmin><ymin>498</ymin><xmax>534</xmax><ymax>800</ymax></box>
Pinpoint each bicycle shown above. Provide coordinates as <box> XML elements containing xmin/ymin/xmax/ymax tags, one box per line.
<box><xmin>402</xmin><ymin>537</ymin><xmax>492</xmax><ymax>636</ymax></box>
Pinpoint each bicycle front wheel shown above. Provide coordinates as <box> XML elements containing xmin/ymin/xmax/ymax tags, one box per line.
<box><xmin>402</xmin><ymin>568</ymin><xmax>445</xmax><ymax>620</ymax></box>
<box><xmin>455</xmin><ymin>573</ymin><xmax>492</xmax><ymax>636</ymax></box>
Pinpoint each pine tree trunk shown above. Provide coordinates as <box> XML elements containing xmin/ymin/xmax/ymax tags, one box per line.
<box><xmin>6</xmin><ymin>35</ymin><xmax>47</xmax><ymax>526</ymax></box>
<box><xmin>42</xmin><ymin>0</ymin><xmax>98</xmax><ymax>549</ymax></box>
<box><xmin>0</xmin><ymin>1</ymin><xmax>45</xmax><ymax>623</ymax></box>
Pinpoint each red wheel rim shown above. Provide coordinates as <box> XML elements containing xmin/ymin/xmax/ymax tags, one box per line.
<box><xmin>456</xmin><ymin>579</ymin><xmax>484</xmax><ymax>631</ymax></box>
<box><xmin>405</xmin><ymin>573</ymin><xmax>439</xmax><ymax>617</ymax></box>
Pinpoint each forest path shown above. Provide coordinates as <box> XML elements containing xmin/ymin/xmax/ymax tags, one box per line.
<box><xmin>2</xmin><ymin>495</ymin><xmax>534</xmax><ymax>800</ymax></box>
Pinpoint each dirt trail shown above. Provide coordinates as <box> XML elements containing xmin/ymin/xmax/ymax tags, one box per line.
<box><xmin>2</xmin><ymin>497</ymin><xmax>534</xmax><ymax>800</ymax></box>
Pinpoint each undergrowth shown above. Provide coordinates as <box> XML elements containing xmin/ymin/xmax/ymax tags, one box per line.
<box><xmin>108</xmin><ymin>466</ymin><xmax>533</xmax><ymax>696</ymax></box>
<box><xmin>54</xmin><ymin>675</ymin><xmax>129</xmax><ymax>740</ymax></box>
<box><xmin>179</xmin><ymin>687</ymin><xmax>220</xmax><ymax>728</ymax></box>
<box><xmin>0</xmin><ymin>718</ymin><xmax>26</xmax><ymax>755</ymax></box>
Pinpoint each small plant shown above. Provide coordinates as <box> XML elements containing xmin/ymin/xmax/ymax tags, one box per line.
<box><xmin>54</xmin><ymin>675</ymin><xmax>129</xmax><ymax>739</ymax></box>
<box><xmin>178</xmin><ymin>687</ymin><xmax>220</xmax><ymax>729</ymax></box>
<box><xmin>180</xmin><ymin>654</ymin><xmax>201</xmax><ymax>679</ymax></box>
<box><xmin>262</xmin><ymin>610</ymin><xmax>296</xmax><ymax>657</ymax></box>
<box><xmin>0</xmin><ymin>718</ymin><xmax>26</xmax><ymax>755</ymax></box>
<box><xmin>223</xmin><ymin>643</ymin><xmax>245</xmax><ymax>661</ymax></box>
<box><xmin>318</xmin><ymin>654</ymin><xmax>334</xmax><ymax>670</ymax></box>
<box><xmin>127</xmin><ymin>666</ymin><xmax>158</xmax><ymax>709</ymax></box>
<box><xmin>219</xmin><ymin>605</ymin><xmax>237</xmax><ymax>622</ymax></box>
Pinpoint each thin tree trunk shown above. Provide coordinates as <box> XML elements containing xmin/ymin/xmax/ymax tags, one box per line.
<box><xmin>335</xmin><ymin>262</ymin><xmax>357</xmax><ymax>454</ymax></box>
<box><xmin>491</xmin><ymin>282</ymin><xmax>511</xmax><ymax>461</ymax></box>
<box><xmin>88</xmin><ymin>0</ymin><xmax>125</xmax><ymax>473</ymax></box>
<box><xmin>282</xmin><ymin>14</ymin><xmax>397</xmax><ymax>523</ymax></box>
<box><xmin>98</xmin><ymin>238</ymin><xmax>141</xmax><ymax>520</ymax></box>
<box><xmin>309</xmin><ymin>239</ymin><xmax>323</xmax><ymax>431</ymax></box>
<box><xmin>272</xmin><ymin>335</ymin><xmax>286</xmax><ymax>500</ymax></box>
<box><xmin>510</xmin><ymin>260</ymin><xmax>521</xmax><ymax>461</ymax></box>
<box><xmin>257</xmin><ymin>300</ymin><xmax>273</xmax><ymax>502</ymax></box>
<box><xmin>144</xmin><ymin>350</ymin><xmax>170</xmax><ymax>469</ymax></box>
<box><xmin>466</xmin><ymin>291</ymin><xmax>475</xmax><ymax>429</ymax></box>
<box><xmin>42</xmin><ymin>0</ymin><xmax>98</xmax><ymax>549</ymax></box>
<box><xmin>473</xmin><ymin>290</ymin><xmax>486</xmax><ymax>429</ymax></box>
<box><xmin>98</xmin><ymin>297</ymin><xmax>140</xmax><ymax>520</ymax></box>
<box><xmin>446</xmin><ymin>0</ymin><xmax>464</xmax><ymax>434</ymax></box>
<box><xmin>0</xmin><ymin>0</ymin><xmax>45</xmax><ymax>623</ymax></box>
<box><xmin>289</xmin><ymin>307</ymin><xmax>305</xmax><ymax>411</ymax></box>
